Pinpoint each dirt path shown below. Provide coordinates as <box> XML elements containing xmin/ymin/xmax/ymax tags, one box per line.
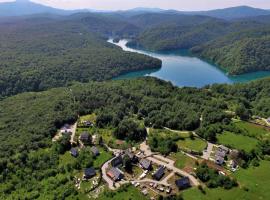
<box><xmin>70</xmin><ymin>122</ymin><xmax>77</xmax><ymax>144</ymax></box>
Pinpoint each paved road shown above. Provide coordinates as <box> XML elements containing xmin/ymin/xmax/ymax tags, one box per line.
<box><xmin>101</xmin><ymin>157</ymin><xmax>117</xmax><ymax>190</ymax></box>
<box><xmin>101</xmin><ymin>145</ymin><xmax>124</xmax><ymax>190</ymax></box>
<box><xmin>101</xmin><ymin>127</ymin><xmax>200</xmax><ymax>190</ymax></box>
<box><xmin>161</xmin><ymin>172</ymin><xmax>175</xmax><ymax>185</ymax></box>
<box><xmin>140</xmin><ymin>138</ymin><xmax>200</xmax><ymax>186</ymax></box>
<box><xmin>202</xmin><ymin>142</ymin><xmax>214</xmax><ymax>160</ymax></box>
<box><xmin>181</xmin><ymin>151</ymin><xmax>198</xmax><ymax>160</ymax></box>
<box><xmin>147</xmin><ymin>155</ymin><xmax>200</xmax><ymax>186</ymax></box>
<box><xmin>104</xmin><ymin>144</ymin><xmax>122</xmax><ymax>155</ymax></box>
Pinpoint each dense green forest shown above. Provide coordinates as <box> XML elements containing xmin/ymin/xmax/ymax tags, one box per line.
<box><xmin>0</xmin><ymin>77</ymin><xmax>269</xmax><ymax>198</ymax></box>
<box><xmin>0</xmin><ymin>77</ymin><xmax>269</xmax><ymax>159</ymax></box>
<box><xmin>0</xmin><ymin>17</ymin><xmax>161</xmax><ymax>99</ymax></box>
<box><xmin>0</xmin><ymin>7</ymin><xmax>269</xmax><ymax>199</ymax></box>
<box><xmin>191</xmin><ymin>29</ymin><xmax>270</xmax><ymax>74</ymax></box>
<box><xmin>0</xmin><ymin>12</ymin><xmax>269</xmax><ymax>100</ymax></box>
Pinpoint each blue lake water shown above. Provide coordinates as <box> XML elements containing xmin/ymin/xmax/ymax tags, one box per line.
<box><xmin>109</xmin><ymin>39</ymin><xmax>270</xmax><ymax>87</ymax></box>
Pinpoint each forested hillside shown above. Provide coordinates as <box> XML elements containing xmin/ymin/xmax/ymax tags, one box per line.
<box><xmin>0</xmin><ymin>12</ymin><xmax>269</xmax><ymax>99</ymax></box>
<box><xmin>192</xmin><ymin>29</ymin><xmax>270</xmax><ymax>74</ymax></box>
<box><xmin>0</xmin><ymin>17</ymin><xmax>160</xmax><ymax>99</ymax></box>
<box><xmin>0</xmin><ymin>77</ymin><xmax>269</xmax><ymax>198</ymax></box>
<box><xmin>124</xmin><ymin>14</ymin><xmax>270</xmax><ymax>75</ymax></box>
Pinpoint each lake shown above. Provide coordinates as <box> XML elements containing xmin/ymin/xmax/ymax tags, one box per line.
<box><xmin>109</xmin><ymin>39</ymin><xmax>270</xmax><ymax>87</ymax></box>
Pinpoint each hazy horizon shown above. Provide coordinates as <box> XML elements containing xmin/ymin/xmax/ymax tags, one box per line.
<box><xmin>0</xmin><ymin>0</ymin><xmax>269</xmax><ymax>11</ymax></box>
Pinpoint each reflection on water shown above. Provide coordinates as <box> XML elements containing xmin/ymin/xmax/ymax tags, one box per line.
<box><xmin>109</xmin><ymin>39</ymin><xmax>270</xmax><ymax>87</ymax></box>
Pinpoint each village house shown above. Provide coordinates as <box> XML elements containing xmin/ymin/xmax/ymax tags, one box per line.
<box><xmin>107</xmin><ymin>167</ymin><xmax>124</xmax><ymax>181</ymax></box>
<box><xmin>139</xmin><ymin>159</ymin><xmax>152</xmax><ymax>170</ymax></box>
<box><xmin>175</xmin><ymin>177</ymin><xmax>190</xmax><ymax>190</ymax></box>
<box><xmin>84</xmin><ymin>167</ymin><xmax>96</xmax><ymax>179</ymax></box>
<box><xmin>60</xmin><ymin>124</ymin><xmax>72</xmax><ymax>134</ymax></box>
<box><xmin>70</xmin><ymin>148</ymin><xmax>78</xmax><ymax>157</ymax></box>
<box><xmin>91</xmin><ymin>146</ymin><xmax>100</xmax><ymax>157</ymax></box>
<box><xmin>83</xmin><ymin>120</ymin><xmax>93</xmax><ymax>127</ymax></box>
<box><xmin>153</xmin><ymin>166</ymin><xmax>165</xmax><ymax>181</ymax></box>
<box><xmin>215</xmin><ymin>155</ymin><xmax>225</xmax><ymax>165</ymax></box>
<box><xmin>80</xmin><ymin>132</ymin><xmax>91</xmax><ymax>145</ymax></box>
<box><xmin>215</xmin><ymin>145</ymin><xmax>229</xmax><ymax>165</ymax></box>
<box><xmin>218</xmin><ymin>145</ymin><xmax>229</xmax><ymax>154</ymax></box>
<box><xmin>111</xmin><ymin>155</ymin><xmax>123</xmax><ymax>167</ymax></box>
<box><xmin>124</xmin><ymin>149</ymin><xmax>138</xmax><ymax>163</ymax></box>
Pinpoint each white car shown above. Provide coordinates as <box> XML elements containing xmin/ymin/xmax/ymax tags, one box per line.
<box><xmin>135</xmin><ymin>183</ymin><xmax>140</xmax><ymax>187</ymax></box>
<box><xmin>158</xmin><ymin>187</ymin><xmax>164</xmax><ymax>192</ymax></box>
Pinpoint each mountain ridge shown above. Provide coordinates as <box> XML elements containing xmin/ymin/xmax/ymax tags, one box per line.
<box><xmin>0</xmin><ymin>1</ymin><xmax>269</xmax><ymax>19</ymax></box>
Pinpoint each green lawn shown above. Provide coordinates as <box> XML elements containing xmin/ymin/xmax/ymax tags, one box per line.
<box><xmin>59</xmin><ymin>151</ymin><xmax>77</xmax><ymax>167</ymax></box>
<box><xmin>93</xmin><ymin>147</ymin><xmax>113</xmax><ymax>168</ymax></box>
<box><xmin>79</xmin><ymin>113</ymin><xmax>97</xmax><ymax>123</ymax></box>
<box><xmin>170</xmin><ymin>152</ymin><xmax>197</xmax><ymax>169</ymax></box>
<box><xmin>149</xmin><ymin>128</ymin><xmax>190</xmax><ymax>138</ymax></box>
<box><xmin>183</xmin><ymin>160</ymin><xmax>270</xmax><ymax>200</ymax></box>
<box><xmin>177</xmin><ymin>137</ymin><xmax>207</xmax><ymax>152</ymax></box>
<box><xmin>234</xmin><ymin>121</ymin><xmax>270</xmax><ymax>140</ymax></box>
<box><xmin>95</xmin><ymin>128</ymin><xmax>114</xmax><ymax>144</ymax></box>
<box><xmin>97</xmin><ymin>185</ymin><xmax>147</xmax><ymax>200</ymax></box>
<box><xmin>217</xmin><ymin>131</ymin><xmax>259</xmax><ymax>152</ymax></box>
<box><xmin>150</xmin><ymin>128</ymin><xmax>206</xmax><ymax>152</ymax></box>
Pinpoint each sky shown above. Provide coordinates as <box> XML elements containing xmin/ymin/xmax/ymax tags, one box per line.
<box><xmin>1</xmin><ymin>0</ymin><xmax>270</xmax><ymax>11</ymax></box>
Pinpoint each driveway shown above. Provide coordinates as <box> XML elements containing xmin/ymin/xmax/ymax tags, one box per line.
<box><xmin>101</xmin><ymin>157</ymin><xmax>117</xmax><ymax>190</ymax></box>
<box><xmin>140</xmin><ymin>140</ymin><xmax>200</xmax><ymax>186</ymax></box>
<box><xmin>202</xmin><ymin>142</ymin><xmax>214</xmax><ymax>160</ymax></box>
<box><xmin>147</xmin><ymin>155</ymin><xmax>200</xmax><ymax>186</ymax></box>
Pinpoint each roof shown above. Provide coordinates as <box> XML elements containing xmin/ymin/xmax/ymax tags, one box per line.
<box><xmin>175</xmin><ymin>177</ymin><xmax>190</xmax><ymax>188</ymax></box>
<box><xmin>80</xmin><ymin>132</ymin><xmax>91</xmax><ymax>140</ymax></box>
<box><xmin>70</xmin><ymin>148</ymin><xmax>78</xmax><ymax>157</ymax></box>
<box><xmin>153</xmin><ymin>166</ymin><xmax>165</xmax><ymax>180</ymax></box>
<box><xmin>107</xmin><ymin>167</ymin><xmax>123</xmax><ymax>181</ymax></box>
<box><xmin>84</xmin><ymin>167</ymin><xmax>96</xmax><ymax>177</ymax></box>
<box><xmin>219</xmin><ymin>145</ymin><xmax>229</xmax><ymax>153</ymax></box>
<box><xmin>216</xmin><ymin>150</ymin><xmax>226</xmax><ymax>158</ymax></box>
<box><xmin>111</xmin><ymin>155</ymin><xmax>123</xmax><ymax>167</ymax></box>
<box><xmin>230</xmin><ymin>160</ymin><xmax>237</xmax><ymax>168</ymax></box>
<box><xmin>215</xmin><ymin>155</ymin><xmax>224</xmax><ymax>164</ymax></box>
<box><xmin>139</xmin><ymin>159</ymin><xmax>151</xmax><ymax>169</ymax></box>
<box><xmin>124</xmin><ymin>150</ymin><xmax>135</xmax><ymax>160</ymax></box>
<box><xmin>91</xmin><ymin>146</ymin><xmax>99</xmax><ymax>155</ymax></box>
<box><xmin>63</xmin><ymin>124</ymin><xmax>71</xmax><ymax>129</ymax></box>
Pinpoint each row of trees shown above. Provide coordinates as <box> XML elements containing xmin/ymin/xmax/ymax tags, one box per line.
<box><xmin>196</xmin><ymin>163</ymin><xmax>238</xmax><ymax>189</ymax></box>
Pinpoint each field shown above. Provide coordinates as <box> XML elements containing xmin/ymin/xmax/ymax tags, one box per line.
<box><xmin>79</xmin><ymin>114</ymin><xmax>97</xmax><ymax>124</ymax></box>
<box><xmin>93</xmin><ymin>147</ymin><xmax>113</xmax><ymax>168</ymax></box>
<box><xmin>177</xmin><ymin>137</ymin><xmax>207</xmax><ymax>152</ymax></box>
<box><xmin>217</xmin><ymin>131</ymin><xmax>259</xmax><ymax>152</ymax></box>
<box><xmin>97</xmin><ymin>185</ymin><xmax>148</xmax><ymax>200</ymax></box>
<box><xmin>150</xmin><ymin>128</ymin><xmax>206</xmax><ymax>152</ymax></box>
<box><xmin>170</xmin><ymin>152</ymin><xmax>197</xmax><ymax>170</ymax></box>
<box><xmin>182</xmin><ymin>160</ymin><xmax>270</xmax><ymax>200</ymax></box>
<box><xmin>150</xmin><ymin>128</ymin><xmax>191</xmax><ymax>137</ymax></box>
<box><xmin>234</xmin><ymin>121</ymin><xmax>270</xmax><ymax>140</ymax></box>
<box><xmin>59</xmin><ymin>151</ymin><xmax>77</xmax><ymax>167</ymax></box>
